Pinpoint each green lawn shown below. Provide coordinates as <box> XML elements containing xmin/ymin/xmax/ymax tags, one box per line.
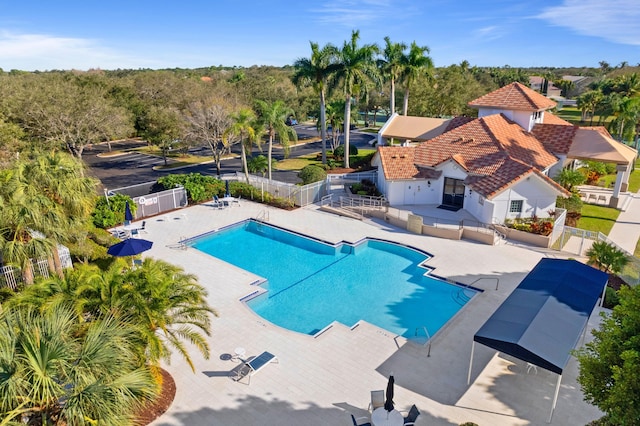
<box><xmin>576</xmin><ymin>204</ymin><xmax>621</xmax><ymax>235</ymax></box>
<box><xmin>555</xmin><ymin>106</ymin><xmax>614</xmax><ymax>126</ymax></box>
<box><xmin>276</xmin><ymin>149</ymin><xmax>377</xmax><ymax>171</ymax></box>
<box><xmin>628</xmin><ymin>159</ymin><xmax>640</xmax><ymax>193</ymax></box>
<box><xmin>275</xmin><ymin>154</ymin><xmax>320</xmax><ymax>171</ymax></box>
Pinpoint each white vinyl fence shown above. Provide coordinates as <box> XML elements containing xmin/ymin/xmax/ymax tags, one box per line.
<box><xmin>109</xmin><ymin>182</ymin><xmax>188</xmax><ymax>219</ymax></box>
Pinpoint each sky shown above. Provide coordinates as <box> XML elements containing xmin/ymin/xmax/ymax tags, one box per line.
<box><xmin>0</xmin><ymin>0</ymin><xmax>638</xmax><ymax>72</ymax></box>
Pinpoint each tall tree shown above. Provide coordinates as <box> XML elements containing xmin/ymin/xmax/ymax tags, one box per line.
<box><xmin>182</xmin><ymin>98</ymin><xmax>234</xmax><ymax>176</ymax></box>
<box><xmin>400</xmin><ymin>41</ymin><xmax>433</xmax><ymax>115</ymax></box>
<box><xmin>254</xmin><ymin>100</ymin><xmax>297</xmax><ymax>180</ymax></box>
<box><xmin>226</xmin><ymin>107</ymin><xmax>258</xmax><ymax>182</ymax></box>
<box><xmin>334</xmin><ymin>30</ymin><xmax>379</xmax><ymax>168</ymax></box>
<box><xmin>139</xmin><ymin>105</ymin><xmax>182</xmax><ymax>166</ymax></box>
<box><xmin>292</xmin><ymin>41</ymin><xmax>338</xmax><ymax>164</ymax></box>
<box><xmin>378</xmin><ymin>36</ymin><xmax>407</xmax><ymax>115</ymax></box>
<box><xmin>322</xmin><ymin>100</ymin><xmax>346</xmax><ymax>151</ymax></box>
<box><xmin>577</xmin><ymin>90</ymin><xmax>604</xmax><ymax>124</ymax></box>
<box><xmin>9</xmin><ymin>74</ymin><xmax>133</xmax><ymax>158</ymax></box>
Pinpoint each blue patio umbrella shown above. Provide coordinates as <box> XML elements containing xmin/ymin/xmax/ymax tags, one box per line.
<box><xmin>107</xmin><ymin>237</ymin><xmax>153</xmax><ymax>257</ymax></box>
<box><xmin>124</xmin><ymin>201</ymin><xmax>134</xmax><ymax>222</ymax></box>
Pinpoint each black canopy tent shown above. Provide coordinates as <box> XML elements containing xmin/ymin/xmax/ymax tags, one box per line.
<box><xmin>467</xmin><ymin>258</ymin><xmax>608</xmax><ymax>423</ymax></box>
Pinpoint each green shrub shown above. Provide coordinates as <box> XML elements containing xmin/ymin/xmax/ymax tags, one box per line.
<box><xmin>298</xmin><ymin>165</ymin><xmax>327</xmax><ymax>184</ymax></box>
<box><xmin>350</xmin><ymin>151</ymin><xmax>375</xmax><ymax>169</ymax></box>
<box><xmin>603</xmin><ymin>287</ymin><xmax>620</xmax><ymax>309</ymax></box>
<box><xmin>92</xmin><ymin>193</ymin><xmax>135</xmax><ymax>229</ymax></box>
<box><xmin>604</xmin><ymin>163</ymin><xmax>617</xmax><ymax>175</ymax></box>
<box><xmin>332</xmin><ymin>144</ymin><xmax>358</xmax><ymax>159</ymax></box>
<box><xmin>504</xmin><ymin>216</ymin><xmax>554</xmax><ymax>236</ymax></box>
<box><xmin>459</xmin><ymin>423</ymin><xmax>479</xmax><ymax>426</ymax></box>
<box><xmin>157</xmin><ymin>173</ymin><xmax>223</xmax><ymax>202</ymax></box>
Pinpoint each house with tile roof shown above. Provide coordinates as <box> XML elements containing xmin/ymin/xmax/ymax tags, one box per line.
<box><xmin>372</xmin><ymin>82</ymin><xmax>636</xmax><ymax>224</ymax></box>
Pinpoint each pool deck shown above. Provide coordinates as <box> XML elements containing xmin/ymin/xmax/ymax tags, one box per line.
<box><xmin>146</xmin><ymin>200</ymin><xmax>604</xmax><ymax>426</ymax></box>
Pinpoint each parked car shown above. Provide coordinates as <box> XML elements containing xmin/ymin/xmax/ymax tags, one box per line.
<box><xmin>285</xmin><ymin>116</ymin><xmax>298</xmax><ymax>126</ymax></box>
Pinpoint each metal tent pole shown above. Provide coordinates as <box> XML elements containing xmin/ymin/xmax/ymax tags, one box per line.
<box><xmin>547</xmin><ymin>374</ymin><xmax>563</xmax><ymax>423</ymax></box>
<box><xmin>467</xmin><ymin>341</ymin><xmax>475</xmax><ymax>385</ymax></box>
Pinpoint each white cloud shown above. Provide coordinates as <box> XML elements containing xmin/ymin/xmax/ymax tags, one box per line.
<box><xmin>537</xmin><ymin>0</ymin><xmax>640</xmax><ymax>45</ymax></box>
<box><xmin>473</xmin><ymin>26</ymin><xmax>506</xmax><ymax>42</ymax></box>
<box><xmin>0</xmin><ymin>31</ymin><xmax>159</xmax><ymax>71</ymax></box>
<box><xmin>310</xmin><ymin>0</ymin><xmax>396</xmax><ymax>27</ymax></box>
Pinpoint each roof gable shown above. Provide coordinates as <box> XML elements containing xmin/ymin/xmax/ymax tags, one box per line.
<box><xmin>542</xmin><ymin>112</ymin><xmax>572</xmax><ymax>126</ymax></box>
<box><xmin>415</xmin><ymin>114</ymin><xmax>558</xmax><ymax>173</ymax></box>
<box><xmin>377</xmin><ymin>146</ymin><xmax>420</xmax><ymax>180</ymax></box>
<box><xmin>468</xmin><ymin>82</ymin><xmax>557</xmax><ymax>112</ymax></box>
<box><xmin>410</xmin><ymin>114</ymin><xmax>560</xmax><ymax>197</ymax></box>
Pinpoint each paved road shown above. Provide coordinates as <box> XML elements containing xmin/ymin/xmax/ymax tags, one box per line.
<box><xmin>83</xmin><ymin>126</ymin><xmax>376</xmax><ymax>190</ymax></box>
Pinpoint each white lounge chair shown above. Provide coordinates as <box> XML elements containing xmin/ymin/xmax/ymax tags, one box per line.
<box><xmin>234</xmin><ymin>351</ymin><xmax>278</xmax><ymax>384</ymax></box>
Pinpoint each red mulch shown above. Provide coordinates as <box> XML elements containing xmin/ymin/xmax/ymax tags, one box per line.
<box><xmin>134</xmin><ymin>368</ymin><xmax>176</xmax><ymax>425</ymax></box>
<box><xmin>607</xmin><ymin>273</ymin><xmax>628</xmax><ymax>291</ymax></box>
<box><xmin>327</xmin><ymin>167</ymin><xmax>357</xmax><ymax>174</ymax></box>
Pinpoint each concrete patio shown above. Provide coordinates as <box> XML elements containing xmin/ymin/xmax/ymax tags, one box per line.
<box><xmin>144</xmin><ymin>200</ymin><xmax>604</xmax><ymax>426</ymax></box>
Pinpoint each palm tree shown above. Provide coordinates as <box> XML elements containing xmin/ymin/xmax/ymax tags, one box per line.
<box><xmin>254</xmin><ymin>100</ymin><xmax>298</xmax><ymax>180</ymax></box>
<box><xmin>7</xmin><ymin>259</ymin><xmax>216</xmax><ymax>373</ymax></box>
<box><xmin>378</xmin><ymin>36</ymin><xmax>407</xmax><ymax>115</ymax></box>
<box><xmin>322</xmin><ymin>99</ymin><xmax>347</xmax><ymax>151</ymax></box>
<box><xmin>292</xmin><ymin>41</ymin><xmax>338</xmax><ymax>164</ymax></box>
<box><xmin>610</xmin><ymin>96</ymin><xmax>640</xmax><ymax>140</ymax></box>
<box><xmin>577</xmin><ymin>90</ymin><xmax>604</xmax><ymax>124</ymax></box>
<box><xmin>334</xmin><ymin>30</ymin><xmax>379</xmax><ymax>168</ymax></box>
<box><xmin>27</xmin><ymin>152</ymin><xmax>97</xmax><ymax>276</ymax></box>
<box><xmin>0</xmin><ymin>152</ymin><xmax>97</xmax><ymax>284</ymax></box>
<box><xmin>0</xmin><ymin>304</ymin><xmax>158</xmax><ymax>425</ymax></box>
<box><xmin>247</xmin><ymin>154</ymin><xmax>270</xmax><ymax>177</ymax></box>
<box><xmin>400</xmin><ymin>41</ymin><xmax>433</xmax><ymax>115</ymax></box>
<box><xmin>587</xmin><ymin>241</ymin><xmax>629</xmax><ymax>274</ymax></box>
<box><xmin>103</xmin><ymin>259</ymin><xmax>216</xmax><ymax>372</ymax></box>
<box><xmin>226</xmin><ymin>107</ymin><xmax>258</xmax><ymax>182</ymax></box>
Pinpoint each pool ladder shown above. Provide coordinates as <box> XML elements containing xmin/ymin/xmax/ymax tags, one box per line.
<box><xmin>255</xmin><ymin>209</ymin><xmax>270</xmax><ymax>222</ymax></box>
<box><xmin>414</xmin><ymin>326</ymin><xmax>432</xmax><ymax>357</ymax></box>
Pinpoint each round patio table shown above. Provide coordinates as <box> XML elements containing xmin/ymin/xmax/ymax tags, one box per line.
<box><xmin>371</xmin><ymin>407</ymin><xmax>403</xmax><ymax>426</ymax></box>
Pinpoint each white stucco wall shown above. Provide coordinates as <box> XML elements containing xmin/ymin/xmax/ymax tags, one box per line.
<box><xmin>490</xmin><ymin>175</ymin><xmax>559</xmax><ymax>223</ymax></box>
<box><xmin>477</xmin><ymin>108</ymin><xmax>536</xmax><ymax>131</ymax></box>
<box><xmin>548</xmin><ymin>155</ymin><xmax>566</xmax><ymax>180</ymax></box>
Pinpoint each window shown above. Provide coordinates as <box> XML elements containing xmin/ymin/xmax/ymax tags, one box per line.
<box><xmin>510</xmin><ymin>200</ymin><xmax>523</xmax><ymax>213</ymax></box>
<box><xmin>479</xmin><ymin>196</ymin><xmax>484</xmax><ymax>205</ymax></box>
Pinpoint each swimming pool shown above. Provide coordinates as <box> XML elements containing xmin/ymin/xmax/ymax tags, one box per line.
<box><xmin>191</xmin><ymin>220</ymin><xmax>477</xmax><ymax>338</ymax></box>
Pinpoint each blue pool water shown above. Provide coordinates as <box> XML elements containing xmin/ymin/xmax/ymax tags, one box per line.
<box><xmin>192</xmin><ymin>220</ymin><xmax>477</xmax><ymax>338</ymax></box>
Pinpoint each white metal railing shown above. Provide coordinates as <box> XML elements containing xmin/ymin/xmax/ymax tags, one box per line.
<box><xmin>414</xmin><ymin>326</ymin><xmax>432</xmax><ymax>356</ymax></box>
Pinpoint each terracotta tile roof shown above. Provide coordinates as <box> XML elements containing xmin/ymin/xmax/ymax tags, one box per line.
<box><xmin>542</xmin><ymin>112</ymin><xmax>572</xmax><ymax>125</ymax></box>
<box><xmin>468</xmin><ymin>82</ymin><xmax>557</xmax><ymax>111</ymax></box>
<box><xmin>410</xmin><ymin>114</ymin><xmax>560</xmax><ymax>198</ymax></box>
<box><xmin>444</xmin><ymin>116</ymin><xmax>475</xmax><ymax>132</ymax></box>
<box><xmin>377</xmin><ymin>146</ymin><xmax>420</xmax><ymax>180</ymax></box>
<box><xmin>531</xmin><ymin>123</ymin><xmax>577</xmax><ymax>155</ymax></box>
